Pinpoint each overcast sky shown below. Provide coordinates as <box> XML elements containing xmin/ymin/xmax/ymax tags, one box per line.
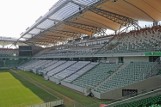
<box><xmin>0</xmin><ymin>0</ymin><xmax>58</xmax><ymax>38</ymax></box>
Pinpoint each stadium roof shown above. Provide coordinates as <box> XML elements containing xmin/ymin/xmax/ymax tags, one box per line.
<box><xmin>20</xmin><ymin>0</ymin><xmax>161</xmax><ymax>46</ymax></box>
<box><xmin>0</xmin><ymin>36</ymin><xmax>24</xmax><ymax>48</ymax></box>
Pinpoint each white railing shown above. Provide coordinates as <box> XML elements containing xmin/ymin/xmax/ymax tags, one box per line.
<box><xmin>28</xmin><ymin>100</ymin><xmax>63</xmax><ymax>107</ymax></box>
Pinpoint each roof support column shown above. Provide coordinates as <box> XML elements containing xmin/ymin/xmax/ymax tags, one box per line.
<box><xmin>153</xmin><ymin>21</ymin><xmax>158</xmax><ymax>26</ymax></box>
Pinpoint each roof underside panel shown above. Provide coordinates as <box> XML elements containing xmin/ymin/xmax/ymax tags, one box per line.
<box><xmin>20</xmin><ymin>0</ymin><xmax>161</xmax><ymax>46</ymax></box>
<box><xmin>49</xmin><ymin>2</ymin><xmax>81</xmax><ymax>21</ymax></box>
<box><xmin>99</xmin><ymin>0</ymin><xmax>161</xmax><ymax>21</ymax></box>
<box><xmin>58</xmin><ymin>24</ymin><xmax>93</xmax><ymax>35</ymax></box>
<box><xmin>22</xmin><ymin>34</ymin><xmax>32</xmax><ymax>38</ymax></box>
<box><xmin>37</xmin><ymin>19</ymin><xmax>56</xmax><ymax>29</ymax></box>
<box><xmin>72</xmin><ymin>0</ymin><xmax>100</xmax><ymax>6</ymax></box>
<box><xmin>50</xmin><ymin>0</ymin><xmax>67</xmax><ymax>11</ymax></box>
<box><xmin>124</xmin><ymin>0</ymin><xmax>161</xmax><ymax>21</ymax></box>
<box><xmin>80</xmin><ymin>11</ymin><xmax>121</xmax><ymax>30</ymax></box>
<box><xmin>73</xmin><ymin>17</ymin><xmax>107</xmax><ymax>29</ymax></box>
<box><xmin>29</xmin><ymin>28</ymin><xmax>42</xmax><ymax>35</ymax></box>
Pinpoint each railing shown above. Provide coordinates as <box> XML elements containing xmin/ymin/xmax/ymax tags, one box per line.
<box><xmin>28</xmin><ymin>100</ymin><xmax>63</xmax><ymax>107</ymax></box>
<box><xmin>105</xmin><ymin>87</ymin><xmax>161</xmax><ymax>107</ymax></box>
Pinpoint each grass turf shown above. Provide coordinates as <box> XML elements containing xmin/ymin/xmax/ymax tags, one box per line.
<box><xmin>15</xmin><ymin>70</ymin><xmax>108</xmax><ymax>107</ymax></box>
<box><xmin>0</xmin><ymin>71</ymin><xmax>58</xmax><ymax>107</ymax></box>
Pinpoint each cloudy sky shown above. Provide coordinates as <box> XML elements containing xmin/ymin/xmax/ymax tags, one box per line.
<box><xmin>0</xmin><ymin>0</ymin><xmax>58</xmax><ymax>38</ymax></box>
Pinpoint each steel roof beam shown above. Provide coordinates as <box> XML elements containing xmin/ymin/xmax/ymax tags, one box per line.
<box><xmin>34</xmin><ymin>35</ymin><xmax>66</xmax><ymax>41</ymax></box>
<box><xmin>36</xmin><ymin>27</ymin><xmax>46</xmax><ymax>31</ymax></box>
<box><xmin>47</xmin><ymin>30</ymin><xmax>74</xmax><ymax>37</ymax></box>
<box><xmin>44</xmin><ymin>36</ymin><xmax>66</xmax><ymax>40</ymax></box>
<box><xmin>64</xmin><ymin>21</ymin><xmax>101</xmax><ymax>33</ymax></box>
<box><xmin>29</xmin><ymin>39</ymin><xmax>57</xmax><ymax>43</ymax></box>
<box><xmin>53</xmin><ymin>30</ymin><xmax>79</xmax><ymax>37</ymax></box>
<box><xmin>47</xmin><ymin>18</ymin><xmax>61</xmax><ymax>22</ymax></box>
<box><xmin>90</xmin><ymin>7</ymin><xmax>138</xmax><ymax>26</ymax></box>
<box><xmin>27</xmin><ymin>40</ymin><xmax>55</xmax><ymax>45</ymax></box>
<box><xmin>27</xmin><ymin>33</ymin><xmax>36</xmax><ymax>37</ymax></box>
<box><xmin>69</xmin><ymin>0</ymin><xmax>87</xmax><ymax>8</ymax></box>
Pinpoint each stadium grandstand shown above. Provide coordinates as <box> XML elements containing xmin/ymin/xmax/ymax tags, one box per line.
<box><xmin>1</xmin><ymin>0</ymin><xmax>161</xmax><ymax>107</ymax></box>
<box><xmin>0</xmin><ymin>36</ymin><xmax>27</xmax><ymax>69</ymax></box>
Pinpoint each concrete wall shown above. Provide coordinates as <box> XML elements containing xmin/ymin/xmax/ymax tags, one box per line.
<box><xmin>49</xmin><ymin>77</ymin><xmax>61</xmax><ymax>84</ymax></box>
<box><xmin>100</xmin><ymin>56</ymin><xmax>149</xmax><ymax>64</ymax></box>
<box><xmin>61</xmin><ymin>81</ymin><xmax>84</xmax><ymax>93</ymax></box>
<box><xmin>92</xmin><ymin>75</ymin><xmax>161</xmax><ymax>99</ymax></box>
<box><xmin>123</xmin><ymin>56</ymin><xmax>149</xmax><ymax>63</ymax></box>
<box><xmin>106</xmin><ymin>56</ymin><xmax>149</xmax><ymax>63</ymax></box>
<box><xmin>106</xmin><ymin>57</ymin><xmax>118</xmax><ymax>63</ymax></box>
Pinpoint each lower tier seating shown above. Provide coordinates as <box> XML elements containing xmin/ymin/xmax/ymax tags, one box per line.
<box><xmin>72</xmin><ymin>63</ymin><xmax>121</xmax><ymax>89</ymax></box>
<box><xmin>94</xmin><ymin>62</ymin><xmax>158</xmax><ymax>93</ymax></box>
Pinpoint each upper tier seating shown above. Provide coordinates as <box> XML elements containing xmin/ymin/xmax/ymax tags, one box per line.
<box><xmin>99</xmin><ymin>26</ymin><xmax>161</xmax><ymax>54</ymax></box>
<box><xmin>34</xmin><ymin>35</ymin><xmax>111</xmax><ymax>57</ymax></box>
<box><xmin>33</xmin><ymin>25</ymin><xmax>161</xmax><ymax>57</ymax></box>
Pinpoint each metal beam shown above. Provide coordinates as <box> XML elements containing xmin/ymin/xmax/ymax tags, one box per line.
<box><xmin>46</xmin><ymin>30</ymin><xmax>73</xmax><ymax>37</ymax></box>
<box><xmin>33</xmin><ymin>34</ymin><xmax>67</xmax><ymax>42</ymax></box>
<box><xmin>53</xmin><ymin>30</ymin><xmax>80</xmax><ymax>37</ymax></box>
<box><xmin>35</xmin><ymin>27</ymin><xmax>67</xmax><ymax>38</ymax></box>
<box><xmin>43</xmin><ymin>36</ymin><xmax>61</xmax><ymax>39</ymax></box>
<box><xmin>27</xmin><ymin>40</ymin><xmax>55</xmax><ymax>45</ymax></box>
<box><xmin>90</xmin><ymin>7</ymin><xmax>137</xmax><ymax>26</ymax></box>
<box><xmin>27</xmin><ymin>33</ymin><xmax>36</xmax><ymax>36</ymax></box>
<box><xmin>64</xmin><ymin>21</ymin><xmax>101</xmax><ymax>33</ymax></box>
<box><xmin>35</xmin><ymin>41</ymin><xmax>54</xmax><ymax>45</ymax></box>
<box><xmin>47</xmin><ymin>18</ymin><xmax>61</xmax><ymax>22</ymax></box>
<box><xmin>69</xmin><ymin>0</ymin><xmax>87</xmax><ymax>8</ymax></box>
<box><xmin>30</xmin><ymin>38</ymin><xmax>57</xmax><ymax>43</ymax></box>
<box><xmin>34</xmin><ymin>35</ymin><xmax>62</xmax><ymax>40</ymax></box>
<box><xmin>36</xmin><ymin>27</ymin><xmax>46</xmax><ymax>31</ymax></box>
<box><xmin>21</xmin><ymin>37</ymin><xmax>31</xmax><ymax>39</ymax></box>
<box><xmin>44</xmin><ymin>36</ymin><xmax>66</xmax><ymax>41</ymax></box>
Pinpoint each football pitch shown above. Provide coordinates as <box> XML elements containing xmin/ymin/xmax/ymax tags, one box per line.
<box><xmin>0</xmin><ymin>71</ymin><xmax>57</xmax><ymax>107</ymax></box>
<box><xmin>0</xmin><ymin>70</ymin><xmax>106</xmax><ymax>107</ymax></box>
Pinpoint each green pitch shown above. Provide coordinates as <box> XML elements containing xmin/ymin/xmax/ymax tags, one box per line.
<box><xmin>0</xmin><ymin>71</ymin><xmax>57</xmax><ymax>107</ymax></box>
